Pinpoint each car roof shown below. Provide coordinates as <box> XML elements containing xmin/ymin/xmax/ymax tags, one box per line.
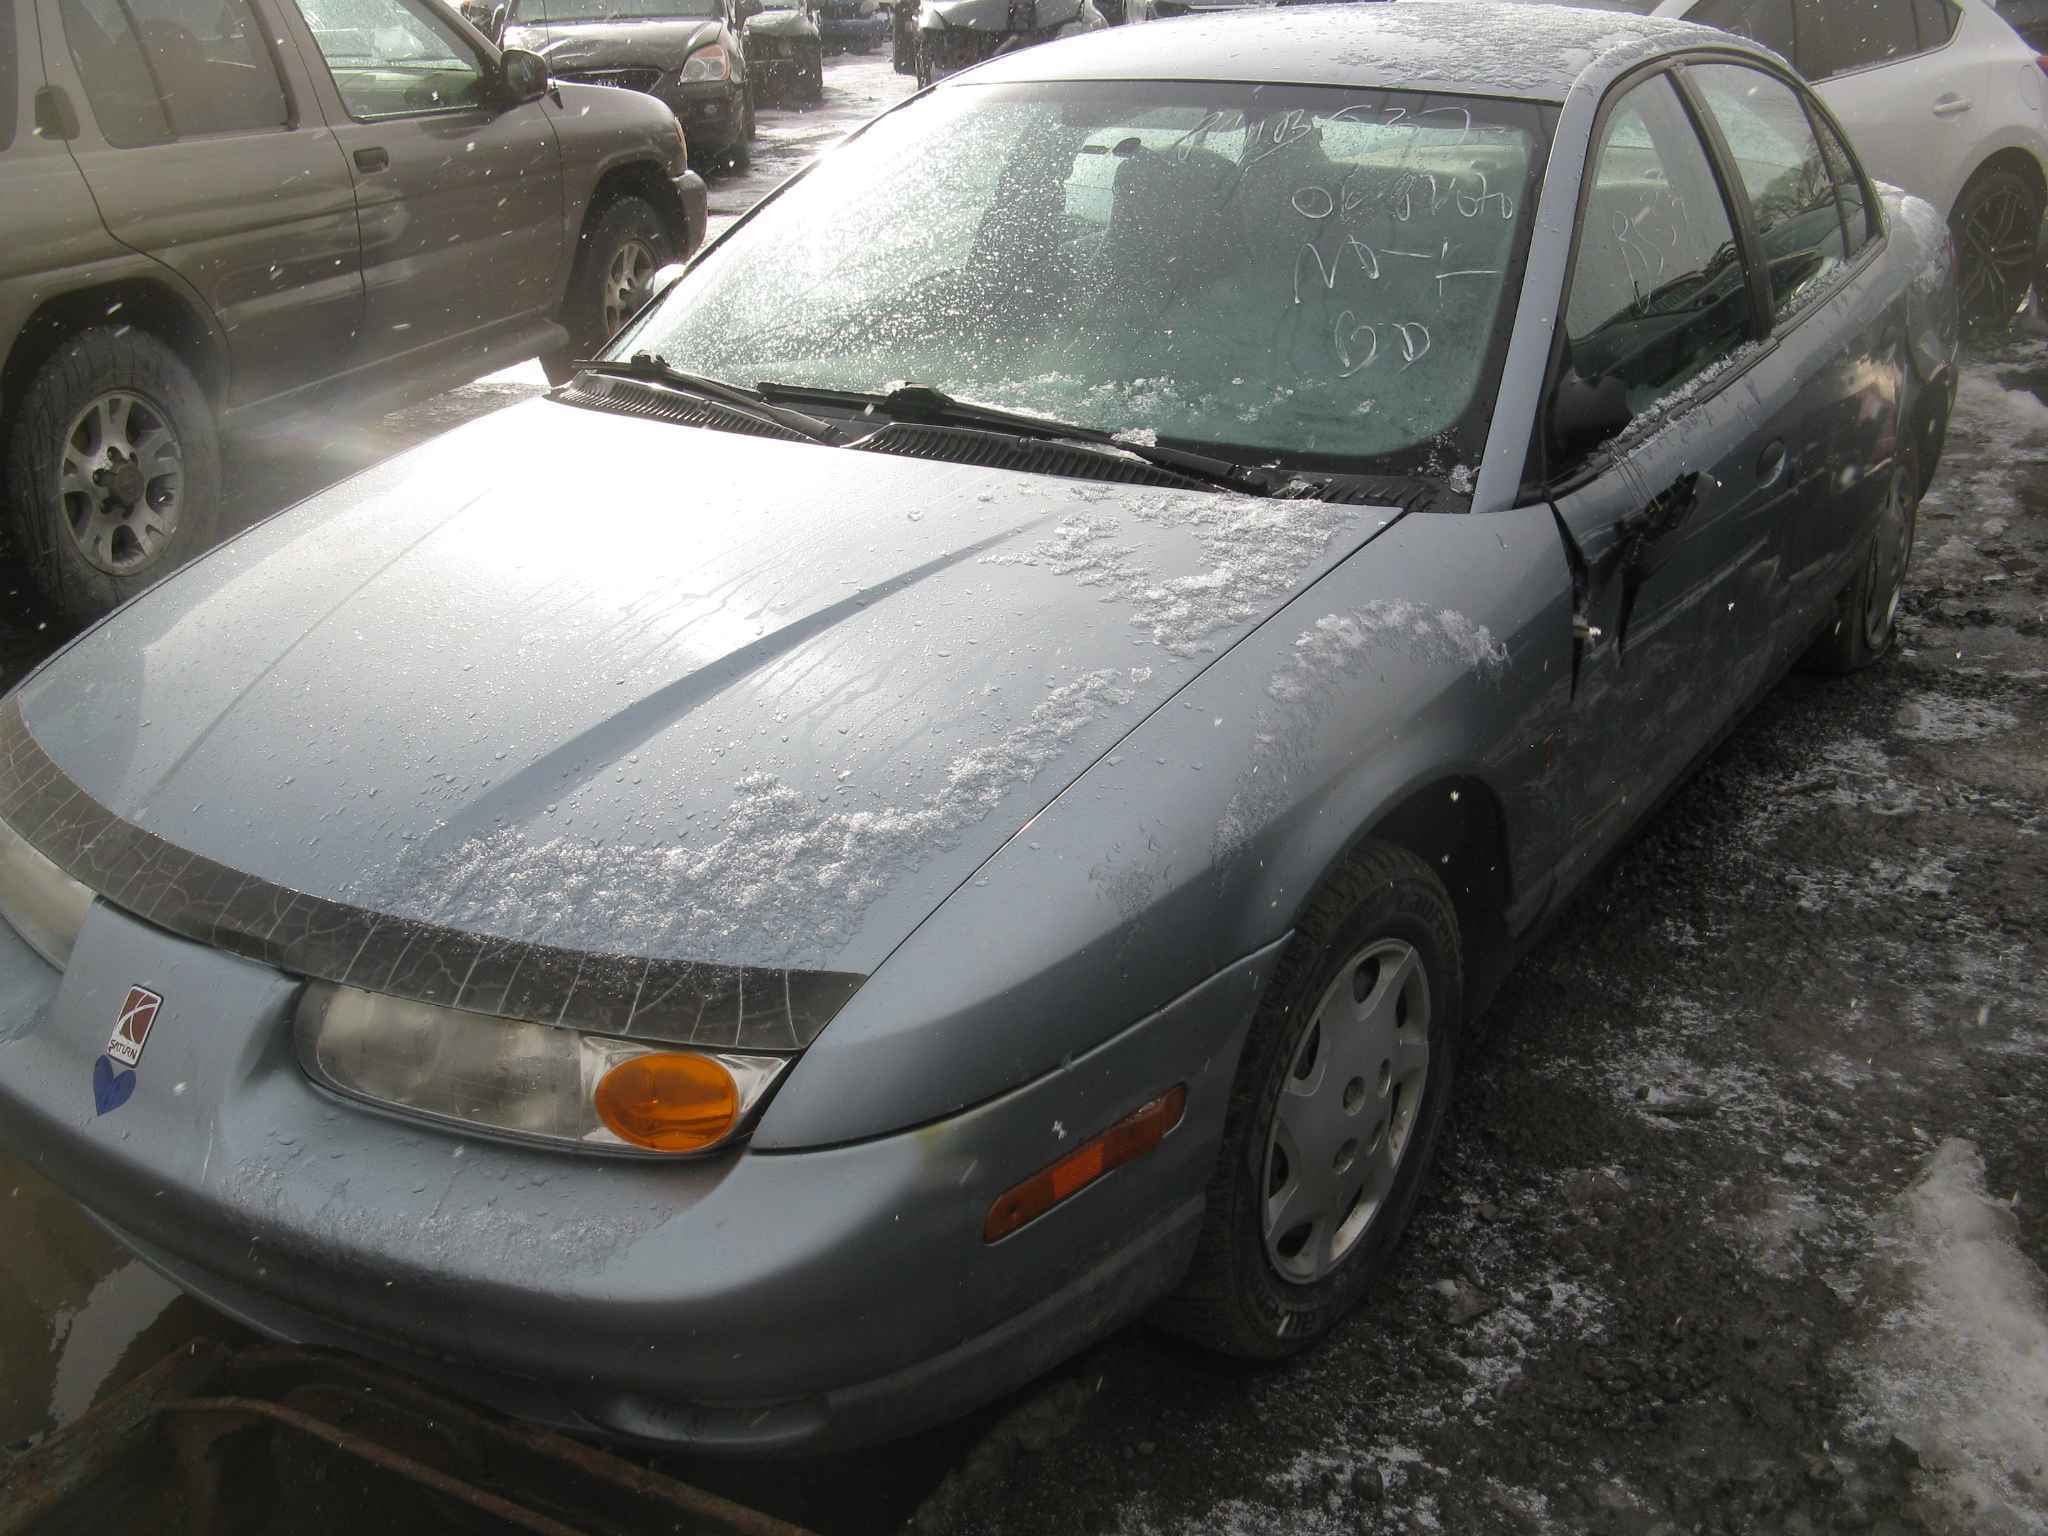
<box><xmin>957</xmin><ymin>0</ymin><xmax>1745</xmax><ymax>104</ymax></box>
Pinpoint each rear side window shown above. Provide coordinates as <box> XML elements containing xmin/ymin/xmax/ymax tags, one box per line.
<box><xmin>1912</xmin><ymin>0</ymin><xmax>1958</xmax><ymax>44</ymax></box>
<box><xmin>1690</xmin><ymin>0</ymin><xmax>1797</xmax><ymax>60</ymax></box>
<box><xmin>60</xmin><ymin>0</ymin><xmax>288</xmax><ymax>146</ymax></box>
<box><xmin>1794</xmin><ymin>0</ymin><xmax>1920</xmax><ymax>78</ymax></box>
<box><xmin>1564</xmin><ymin>73</ymin><xmax>1754</xmax><ymax>416</ymax></box>
<box><xmin>1810</xmin><ymin>110</ymin><xmax>1875</xmax><ymax>255</ymax></box>
<box><xmin>1689</xmin><ymin>63</ymin><xmax>1851</xmax><ymax>321</ymax></box>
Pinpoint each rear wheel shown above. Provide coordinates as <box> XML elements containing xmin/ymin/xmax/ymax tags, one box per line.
<box><xmin>3</xmin><ymin>327</ymin><xmax>221</xmax><ymax>622</ymax></box>
<box><xmin>1949</xmin><ymin>166</ymin><xmax>2042</xmax><ymax>328</ymax></box>
<box><xmin>1804</xmin><ymin>442</ymin><xmax>1919</xmax><ymax>674</ymax></box>
<box><xmin>1155</xmin><ymin>843</ymin><xmax>1461</xmax><ymax>1358</ymax></box>
<box><xmin>802</xmin><ymin>47</ymin><xmax>824</xmax><ymax>102</ymax></box>
<box><xmin>543</xmin><ymin>195</ymin><xmax>675</xmax><ymax>386</ymax></box>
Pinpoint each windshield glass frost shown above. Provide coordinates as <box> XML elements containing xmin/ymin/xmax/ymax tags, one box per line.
<box><xmin>627</xmin><ymin>81</ymin><xmax>1550</xmax><ymax>477</ymax></box>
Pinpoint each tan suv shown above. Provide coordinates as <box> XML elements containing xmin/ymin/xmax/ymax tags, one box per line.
<box><xmin>0</xmin><ymin>0</ymin><xmax>707</xmax><ymax>620</ymax></box>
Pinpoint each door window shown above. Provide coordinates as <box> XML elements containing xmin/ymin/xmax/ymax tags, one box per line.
<box><xmin>1689</xmin><ymin>64</ymin><xmax>1853</xmax><ymax>321</ymax></box>
<box><xmin>1793</xmin><ymin>0</ymin><xmax>1920</xmax><ymax>79</ymax></box>
<box><xmin>1689</xmin><ymin>0</ymin><xmax>1796</xmax><ymax>60</ymax></box>
<box><xmin>1911</xmin><ymin>0</ymin><xmax>1957</xmax><ymax>45</ymax></box>
<box><xmin>1563</xmin><ymin>74</ymin><xmax>1753</xmax><ymax>419</ymax></box>
<box><xmin>297</xmin><ymin>0</ymin><xmax>489</xmax><ymax>117</ymax></box>
<box><xmin>59</xmin><ymin>0</ymin><xmax>288</xmax><ymax>146</ymax></box>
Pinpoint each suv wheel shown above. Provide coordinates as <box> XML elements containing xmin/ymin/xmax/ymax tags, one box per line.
<box><xmin>4</xmin><ymin>327</ymin><xmax>221</xmax><ymax>622</ymax></box>
<box><xmin>1950</xmin><ymin>166</ymin><xmax>2043</xmax><ymax>327</ymax></box>
<box><xmin>544</xmin><ymin>196</ymin><xmax>676</xmax><ymax>385</ymax></box>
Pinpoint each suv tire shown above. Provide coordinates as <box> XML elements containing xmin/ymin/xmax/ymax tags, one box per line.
<box><xmin>4</xmin><ymin>327</ymin><xmax>221</xmax><ymax>623</ymax></box>
<box><xmin>544</xmin><ymin>196</ymin><xmax>676</xmax><ymax>385</ymax></box>
<box><xmin>1154</xmin><ymin>842</ymin><xmax>1461</xmax><ymax>1358</ymax></box>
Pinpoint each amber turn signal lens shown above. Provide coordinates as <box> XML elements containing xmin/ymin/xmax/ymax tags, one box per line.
<box><xmin>983</xmin><ymin>1086</ymin><xmax>1187</xmax><ymax>1243</ymax></box>
<box><xmin>594</xmin><ymin>1052</ymin><xmax>740</xmax><ymax>1151</ymax></box>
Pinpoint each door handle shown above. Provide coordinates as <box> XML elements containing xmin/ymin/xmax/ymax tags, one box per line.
<box><xmin>1756</xmin><ymin>439</ymin><xmax>1787</xmax><ymax>486</ymax></box>
<box><xmin>353</xmin><ymin>145</ymin><xmax>391</xmax><ymax>172</ymax></box>
<box><xmin>1932</xmin><ymin>94</ymin><xmax>1973</xmax><ymax>117</ymax></box>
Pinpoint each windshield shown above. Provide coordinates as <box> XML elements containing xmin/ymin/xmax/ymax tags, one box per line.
<box><xmin>508</xmin><ymin>0</ymin><xmax>718</xmax><ymax>20</ymax></box>
<box><xmin>621</xmin><ymin>80</ymin><xmax>1550</xmax><ymax>480</ymax></box>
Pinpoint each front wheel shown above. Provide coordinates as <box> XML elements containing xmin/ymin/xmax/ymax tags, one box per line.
<box><xmin>3</xmin><ymin>327</ymin><xmax>222</xmax><ymax>622</ymax></box>
<box><xmin>1950</xmin><ymin>167</ymin><xmax>2043</xmax><ymax>329</ymax></box>
<box><xmin>543</xmin><ymin>195</ymin><xmax>676</xmax><ymax>385</ymax></box>
<box><xmin>913</xmin><ymin>33</ymin><xmax>932</xmax><ymax>88</ymax></box>
<box><xmin>1803</xmin><ymin>443</ymin><xmax>1920</xmax><ymax>674</ymax></box>
<box><xmin>1155</xmin><ymin>843</ymin><xmax>1461</xmax><ymax>1358</ymax></box>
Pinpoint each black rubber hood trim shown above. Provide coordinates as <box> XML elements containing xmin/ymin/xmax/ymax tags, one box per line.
<box><xmin>0</xmin><ymin>697</ymin><xmax>863</xmax><ymax>1050</ymax></box>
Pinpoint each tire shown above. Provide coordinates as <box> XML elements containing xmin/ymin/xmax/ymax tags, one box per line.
<box><xmin>802</xmin><ymin>49</ymin><xmax>823</xmax><ymax>103</ymax></box>
<box><xmin>1803</xmin><ymin>440</ymin><xmax>1919</xmax><ymax>675</ymax></box>
<box><xmin>744</xmin><ymin>84</ymin><xmax>758</xmax><ymax>139</ymax></box>
<box><xmin>1156</xmin><ymin>843</ymin><xmax>1462</xmax><ymax>1359</ymax></box>
<box><xmin>3</xmin><ymin>327</ymin><xmax>221</xmax><ymax>623</ymax></box>
<box><xmin>913</xmin><ymin>33</ymin><xmax>932</xmax><ymax>88</ymax></box>
<box><xmin>544</xmin><ymin>195</ymin><xmax>676</xmax><ymax>385</ymax></box>
<box><xmin>1949</xmin><ymin>166</ymin><xmax>2042</xmax><ymax>329</ymax></box>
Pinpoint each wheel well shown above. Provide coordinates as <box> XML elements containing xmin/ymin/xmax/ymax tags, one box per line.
<box><xmin>584</xmin><ymin>162</ymin><xmax>687</xmax><ymax>250</ymax></box>
<box><xmin>1360</xmin><ymin>775</ymin><xmax>1515</xmax><ymax>1014</ymax></box>
<box><xmin>1</xmin><ymin>280</ymin><xmax>223</xmax><ymax>439</ymax></box>
<box><xmin>1961</xmin><ymin>147</ymin><xmax>2046</xmax><ymax>206</ymax></box>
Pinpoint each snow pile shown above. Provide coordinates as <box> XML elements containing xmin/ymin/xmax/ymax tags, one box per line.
<box><xmin>1893</xmin><ymin>692</ymin><xmax>2020</xmax><ymax>745</ymax></box>
<box><xmin>1850</xmin><ymin>1139</ymin><xmax>2048</xmax><ymax>1536</ymax></box>
<box><xmin>988</xmin><ymin>486</ymin><xmax>1372</xmax><ymax>657</ymax></box>
<box><xmin>1955</xmin><ymin>372</ymin><xmax>2048</xmax><ymax>442</ymax></box>
<box><xmin>1266</xmin><ymin>604</ymin><xmax>1509</xmax><ymax>702</ymax></box>
<box><xmin>411</xmin><ymin>670</ymin><xmax>1137</xmax><ymax>964</ymax></box>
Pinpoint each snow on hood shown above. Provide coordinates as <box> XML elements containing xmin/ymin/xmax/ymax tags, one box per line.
<box><xmin>13</xmin><ymin>399</ymin><xmax>1398</xmax><ymax>976</ymax></box>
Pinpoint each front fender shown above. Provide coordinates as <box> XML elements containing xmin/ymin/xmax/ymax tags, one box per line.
<box><xmin>760</xmin><ymin>503</ymin><xmax>1574</xmax><ymax>1149</ymax></box>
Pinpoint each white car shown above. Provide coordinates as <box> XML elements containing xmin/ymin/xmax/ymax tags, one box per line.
<box><xmin>1513</xmin><ymin>0</ymin><xmax>2048</xmax><ymax>320</ymax></box>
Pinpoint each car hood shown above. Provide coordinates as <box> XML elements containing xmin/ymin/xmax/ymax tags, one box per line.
<box><xmin>10</xmin><ymin>399</ymin><xmax>1399</xmax><ymax>992</ymax></box>
<box><xmin>503</xmin><ymin>17</ymin><xmax>722</xmax><ymax>65</ymax></box>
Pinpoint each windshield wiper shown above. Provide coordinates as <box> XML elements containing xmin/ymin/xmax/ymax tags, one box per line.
<box><xmin>571</xmin><ymin>355</ymin><xmax>842</xmax><ymax>444</ymax></box>
<box><xmin>753</xmin><ymin>380</ymin><xmax>1289</xmax><ymax>496</ymax></box>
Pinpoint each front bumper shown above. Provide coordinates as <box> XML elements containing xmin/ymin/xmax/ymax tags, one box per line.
<box><xmin>674</xmin><ymin>168</ymin><xmax>708</xmax><ymax>257</ymax></box>
<box><xmin>0</xmin><ymin>903</ymin><xmax>1270</xmax><ymax>1452</ymax></box>
<box><xmin>655</xmin><ymin>77</ymin><xmax>744</xmax><ymax>152</ymax></box>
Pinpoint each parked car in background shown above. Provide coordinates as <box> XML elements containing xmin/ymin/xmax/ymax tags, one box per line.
<box><xmin>496</xmin><ymin>0</ymin><xmax>756</xmax><ymax>168</ymax></box>
<box><xmin>0</xmin><ymin>0</ymin><xmax>1957</xmax><ymax>1454</ymax></box>
<box><xmin>909</xmin><ymin>0</ymin><xmax>1106</xmax><ymax>85</ymax></box>
<box><xmin>0</xmin><ymin>0</ymin><xmax>705</xmax><ymax>623</ymax></box>
<box><xmin>741</xmin><ymin>0</ymin><xmax>826</xmax><ymax>100</ymax></box>
<box><xmin>1507</xmin><ymin>0</ymin><xmax>2048</xmax><ymax>321</ymax></box>
<box><xmin>816</xmin><ymin>0</ymin><xmax>888</xmax><ymax>48</ymax></box>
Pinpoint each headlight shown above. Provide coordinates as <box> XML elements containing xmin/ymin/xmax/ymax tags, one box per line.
<box><xmin>295</xmin><ymin>982</ymin><xmax>789</xmax><ymax>1156</ymax></box>
<box><xmin>682</xmin><ymin>42</ymin><xmax>729</xmax><ymax>80</ymax></box>
<box><xmin>0</xmin><ymin>816</ymin><xmax>92</xmax><ymax>970</ymax></box>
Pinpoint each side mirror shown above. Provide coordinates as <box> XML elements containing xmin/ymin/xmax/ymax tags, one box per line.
<box><xmin>498</xmin><ymin>47</ymin><xmax>550</xmax><ymax>106</ymax></box>
<box><xmin>1549</xmin><ymin>369</ymin><xmax>1632</xmax><ymax>464</ymax></box>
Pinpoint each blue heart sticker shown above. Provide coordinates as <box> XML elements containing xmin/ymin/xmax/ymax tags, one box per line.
<box><xmin>92</xmin><ymin>1054</ymin><xmax>136</xmax><ymax>1116</ymax></box>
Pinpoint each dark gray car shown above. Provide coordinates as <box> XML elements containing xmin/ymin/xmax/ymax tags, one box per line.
<box><xmin>0</xmin><ymin>0</ymin><xmax>1957</xmax><ymax>1455</ymax></box>
<box><xmin>497</xmin><ymin>0</ymin><xmax>757</xmax><ymax>166</ymax></box>
<box><xmin>0</xmin><ymin>0</ymin><xmax>707</xmax><ymax>622</ymax></box>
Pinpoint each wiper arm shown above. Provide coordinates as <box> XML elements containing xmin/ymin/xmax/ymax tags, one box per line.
<box><xmin>572</xmin><ymin>355</ymin><xmax>841</xmax><ymax>444</ymax></box>
<box><xmin>754</xmin><ymin>379</ymin><xmax>1286</xmax><ymax>496</ymax></box>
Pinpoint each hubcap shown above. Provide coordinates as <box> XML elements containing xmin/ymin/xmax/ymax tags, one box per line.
<box><xmin>1864</xmin><ymin>460</ymin><xmax>1915</xmax><ymax>652</ymax></box>
<box><xmin>1262</xmin><ymin>938</ymin><xmax>1431</xmax><ymax>1285</ymax></box>
<box><xmin>57</xmin><ymin>390</ymin><xmax>183</xmax><ymax>576</ymax></box>
<box><xmin>1955</xmin><ymin>187</ymin><xmax>2036</xmax><ymax>323</ymax></box>
<box><xmin>602</xmin><ymin>238</ymin><xmax>658</xmax><ymax>336</ymax></box>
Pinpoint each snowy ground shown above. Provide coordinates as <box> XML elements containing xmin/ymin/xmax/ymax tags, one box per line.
<box><xmin>2</xmin><ymin>57</ymin><xmax>2045</xmax><ymax>1533</ymax></box>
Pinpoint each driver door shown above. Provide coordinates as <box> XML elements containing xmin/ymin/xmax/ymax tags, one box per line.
<box><xmin>282</xmin><ymin>0</ymin><xmax>563</xmax><ymax>358</ymax></box>
<box><xmin>1545</xmin><ymin>69</ymin><xmax>1810</xmax><ymax>885</ymax></box>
